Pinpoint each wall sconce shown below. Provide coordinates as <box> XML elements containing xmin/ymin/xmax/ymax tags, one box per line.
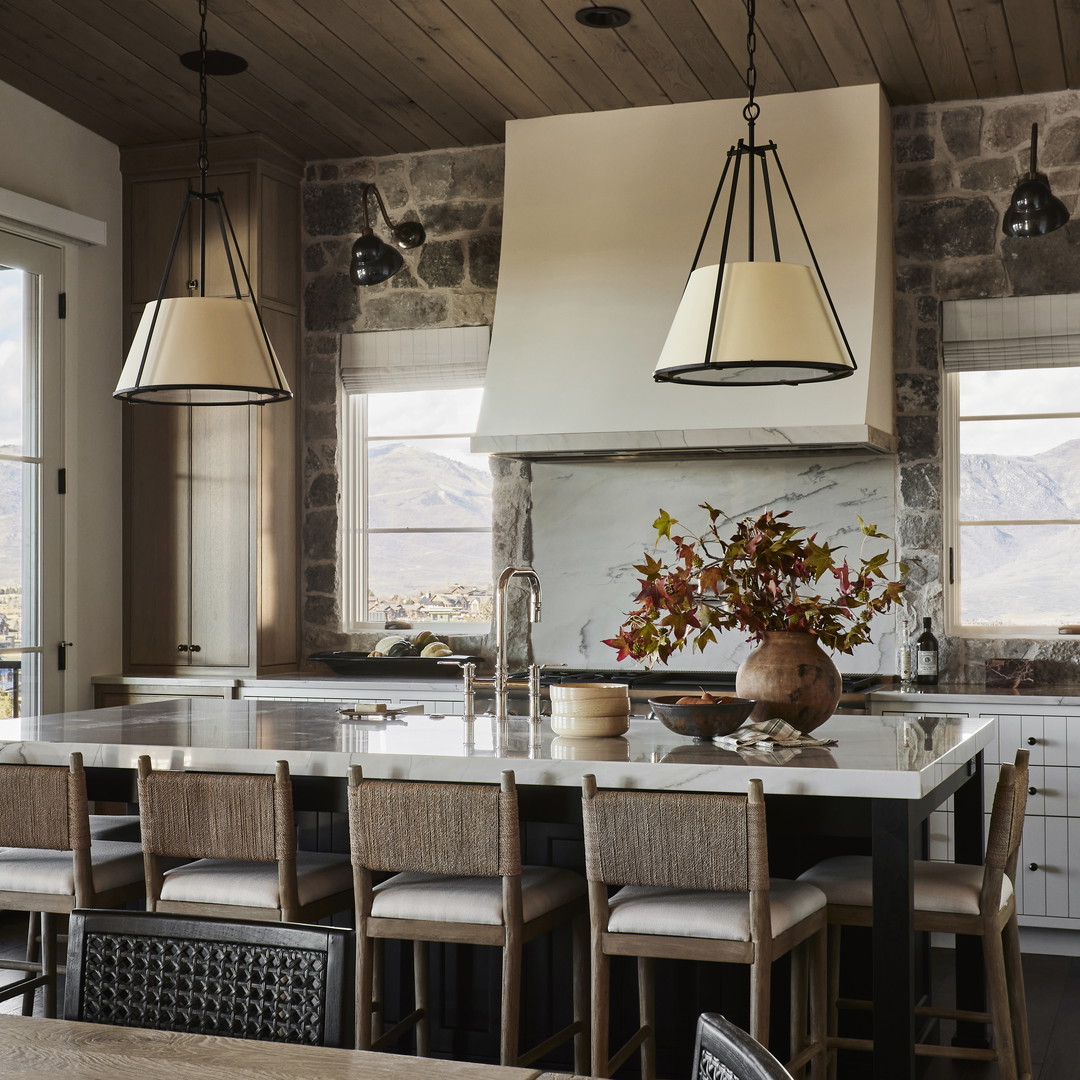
<box><xmin>350</xmin><ymin>184</ymin><xmax>426</xmax><ymax>286</ymax></box>
<box><xmin>1003</xmin><ymin>123</ymin><xmax>1070</xmax><ymax>238</ymax></box>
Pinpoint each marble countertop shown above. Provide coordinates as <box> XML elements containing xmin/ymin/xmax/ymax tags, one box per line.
<box><xmin>871</xmin><ymin>685</ymin><xmax>1080</xmax><ymax>706</ymax></box>
<box><xmin>0</xmin><ymin>700</ymin><xmax>993</xmax><ymax>800</ymax></box>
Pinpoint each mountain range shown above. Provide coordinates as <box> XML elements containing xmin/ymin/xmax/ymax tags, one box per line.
<box><xmin>959</xmin><ymin>437</ymin><xmax>1080</xmax><ymax>625</ymax></box>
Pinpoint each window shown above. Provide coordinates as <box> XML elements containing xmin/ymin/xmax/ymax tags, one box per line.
<box><xmin>943</xmin><ymin>296</ymin><xmax>1080</xmax><ymax>635</ymax></box>
<box><xmin>0</xmin><ymin>231</ymin><xmax>63</xmax><ymax>714</ymax></box>
<box><xmin>339</xmin><ymin>329</ymin><xmax>492</xmax><ymax>631</ymax></box>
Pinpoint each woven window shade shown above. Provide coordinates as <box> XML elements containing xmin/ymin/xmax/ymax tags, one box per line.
<box><xmin>942</xmin><ymin>294</ymin><xmax>1080</xmax><ymax>372</ymax></box>
<box><xmin>340</xmin><ymin>326</ymin><xmax>489</xmax><ymax>393</ymax></box>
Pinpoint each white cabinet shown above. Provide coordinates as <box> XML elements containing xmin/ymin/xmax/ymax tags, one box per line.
<box><xmin>869</xmin><ymin>691</ymin><xmax>1080</xmax><ymax>933</ymax></box>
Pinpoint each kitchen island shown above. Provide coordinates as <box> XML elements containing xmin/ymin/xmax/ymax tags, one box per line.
<box><xmin>0</xmin><ymin>701</ymin><xmax>995</xmax><ymax>1080</ymax></box>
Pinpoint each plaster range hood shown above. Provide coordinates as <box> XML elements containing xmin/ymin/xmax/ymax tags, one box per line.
<box><xmin>473</xmin><ymin>83</ymin><xmax>897</xmax><ymax>461</ymax></box>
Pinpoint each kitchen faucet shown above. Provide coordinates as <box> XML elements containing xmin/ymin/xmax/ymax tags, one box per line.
<box><xmin>492</xmin><ymin>566</ymin><xmax>542</xmax><ymax>722</ymax></box>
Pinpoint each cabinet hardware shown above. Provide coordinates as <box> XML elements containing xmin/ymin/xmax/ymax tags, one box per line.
<box><xmin>1027</xmin><ymin>737</ymin><xmax>1038</xmax><ymax>745</ymax></box>
<box><xmin>1029</xmin><ymin>786</ymin><xmax>1037</xmax><ymax>796</ymax></box>
<box><xmin>1028</xmin><ymin>863</ymin><xmax>1040</xmax><ymax>871</ymax></box>
<box><xmin>177</xmin><ymin>644</ymin><xmax>189</xmax><ymax>652</ymax></box>
<box><xmin>190</xmin><ymin>644</ymin><xmax>201</xmax><ymax>653</ymax></box>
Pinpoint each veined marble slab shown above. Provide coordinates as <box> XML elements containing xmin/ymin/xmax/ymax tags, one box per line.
<box><xmin>0</xmin><ymin>701</ymin><xmax>993</xmax><ymax>801</ymax></box>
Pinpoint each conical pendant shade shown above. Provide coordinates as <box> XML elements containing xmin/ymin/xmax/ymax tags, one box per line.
<box><xmin>115</xmin><ymin>296</ymin><xmax>292</xmax><ymax>405</ymax></box>
<box><xmin>653</xmin><ymin>262</ymin><xmax>855</xmax><ymax>386</ymax></box>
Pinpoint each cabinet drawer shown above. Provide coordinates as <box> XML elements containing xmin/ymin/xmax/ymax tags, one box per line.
<box><xmin>987</xmin><ymin>712</ymin><xmax>1069</xmax><ymax>767</ymax></box>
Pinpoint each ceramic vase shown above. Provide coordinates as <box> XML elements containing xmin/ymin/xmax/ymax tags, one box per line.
<box><xmin>734</xmin><ymin>630</ymin><xmax>842</xmax><ymax>734</ymax></box>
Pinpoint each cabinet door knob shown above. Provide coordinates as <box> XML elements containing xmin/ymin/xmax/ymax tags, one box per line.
<box><xmin>190</xmin><ymin>644</ymin><xmax>201</xmax><ymax>653</ymax></box>
<box><xmin>1029</xmin><ymin>863</ymin><xmax>1040</xmax><ymax>871</ymax></box>
<box><xmin>177</xmin><ymin>644</ymin><xmax>189</xmax><ymax>652</ymax></box>
<box><xmin>1027</xmin><ymin>737</ymin><xmax>1038</xmax><ymax>745</ymax></box>
<box><xmin>1029</xmin><ymin>786</ymin><xmax>1038</xmax><ymax>796</ymax></box>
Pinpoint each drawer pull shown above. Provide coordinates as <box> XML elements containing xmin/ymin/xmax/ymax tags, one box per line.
<box><xmin>1029</xmin><ymin>787</ymin><xmax>1038</xmax><ymax>796</ymax></box>
<box><xmin>1028</xmin><ymin>863</ymin><xmax>1040</xmax><ymax>872</ymax></box>
<box><xmin>190</xmin><ymin>644</ymin><xmax>202</xmax><ymax>653</ymax></box>
<box><xmin>177</xmin><ymin>644</ymin><xmax>189</xmax><ymax>652</ymax></box>
<box><xmin>1027</xmin><ymin>737</ymin><xmax>1038</xmax><ymax>746</ymax></box>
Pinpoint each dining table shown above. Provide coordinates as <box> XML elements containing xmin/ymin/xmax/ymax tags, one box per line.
<box><xmin>0</xmin><ymin>1012</ymin><xmax>565</xmax><ymax>1079</ymax></box>
<box><xmin>0</xmin><ymin>699</ymin><xmax>996</xmax><ymax>1080</ymax></box>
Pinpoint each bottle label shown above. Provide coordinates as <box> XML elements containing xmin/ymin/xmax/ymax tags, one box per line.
<box><xmin>917</xmin><ymin>650</ymin><xmax>937</xmax><ymax>675</ymax></box>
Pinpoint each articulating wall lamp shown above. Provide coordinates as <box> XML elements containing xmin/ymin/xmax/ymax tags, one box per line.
<box><xmin>350</xmin><ymin>184</ymin><xmax>426</xmax><ymax>286</ymax></box>
<box><xmin>114</xmin><ymin>0</ymin><xmax>291</xmax><ymax>406</ymax></box>
<box><xmin>653</xmin><ymin>0</ymin><xmax>856</xmax><ymax>387</ymax></box>
<box><xmin>1002</xmin><ymin>123</ymin><xmax>1070</xmax><ymax>238</ymax></box>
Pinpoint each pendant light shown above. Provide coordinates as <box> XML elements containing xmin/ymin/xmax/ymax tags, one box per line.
<box><xmin>114</xmin><ymin>0</ymin><xmax>291</xmax><ymax>406</ymax></box>
<box><xmin>653</xmin><ymin>0</ymin><xmax>856</xmax><ymax>387</ymax></box>
<box><xmin>350</xmin><ymin>184</ymin><xmax>426</xmax><ymax>287</ymax></box>
<box><xmin>1002</xmin><ymin>123</ymin><xmax>1070</xmax><ymax>238</ymax></box>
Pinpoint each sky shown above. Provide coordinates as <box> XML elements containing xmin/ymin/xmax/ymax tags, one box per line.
<box><xmin>959</xmin><ymin>368</ymin><xmax>1080</xmax><ymax>455</ymax></box>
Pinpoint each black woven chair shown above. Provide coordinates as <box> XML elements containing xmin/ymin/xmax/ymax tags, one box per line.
<box><xmin>692</xmin><ymin>1013</ymin><xmax>795</xmax><ymax>1080</ymax></box>
<box><xmin>64</xmin><ymin>909</ymin><xmax>353</xmax><ymax>1048</ymax></box>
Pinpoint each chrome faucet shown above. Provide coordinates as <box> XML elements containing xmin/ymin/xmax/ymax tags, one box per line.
<box><xmin>492</xmin><ymin>566</ymin><xmax>542</xmax><ymax>722</ymax></box>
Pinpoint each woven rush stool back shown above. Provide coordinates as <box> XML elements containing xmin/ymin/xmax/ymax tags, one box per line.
<box><xmin>985</xmin><ymin>749</ymin><xmax>1029</xmax><ymax>879</ymax></box>
<box><xmin>0</xmin><ymin>756</ymin><xmax>89</xmax><ymax>851</ymax></box>
<box><xmin>65</xmin><ymin>909</ymin><xmax>353</xmax><ymax>1048</ymax></box>
<box><xmin>347</xmin><ymin>767</ymin><xmax>520</xmax><ymax>877</ymax></box>
<box><xmin>137</xmin><ymin>758</ymin><xmax>295</xmax><ymax>863</ymax></box>
<box><xmin>581</xmin><ymin>779</ymin><xmax>768</xmax><ymax>892</ymax></box>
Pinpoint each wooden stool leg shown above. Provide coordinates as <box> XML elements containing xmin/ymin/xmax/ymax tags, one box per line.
<box><xmin>637</xmin><ymin>956</ymin><xmax>655</xmax><ymax>1080</ymax></box>
<box><xmin>809</xmin><ymin>927</ymin><xmax>828</xmax><ymax>1080</ymax></box>
<box><xmin>982</xmin><ymin>929</ymin><xmax>1017</xmax><ymax>1080</ymax></box>
<box><xmin>790</xmin><ymin>940</ymin><xmax>808</xmax><ymax>1070</ymax></box>
<box><xmin>40</xmin><ymin>913</ymin><xmax>56</xmax><ymax>1019</ymax></box>
<box><xmin>500</xmin><ymin>934</ymin><xmax>522</xmax><ymax>1066</ymax></box>
<box><xmin>826</xmin><ymin>926</ymin><xmax>840</xmax><ymax>1080</ymax></box>
<box><xmin>414</xmin><ymin>940</ymin><xmax>430</xmax><ymax>1058</ymax></box>
<box><xmin>750</xmin><ymin>951</ymin><xmax>772</xmax><ymax>1048</ymax></box>
<box><xmin>371</xmin><ymin>937</ymin><xmax>384</xmax><ymax>1041</ymax></box>
<box><xmin>572</xmin><ymin>911</ymin><xmax>590</xmax><ymax>1076</ymax></box>
<box><xmin>1002</xmin><ymin>915</ymin><xmax>1032</xmax><ymax>1080</ymax></box>
<box><xmin>21</xmin><ymin>914</ymin><xmax>38</xmax><ymax>1017</ymax></box>
<box><xmin>591</xmin><ymin>944</ymin><xmax>610</xmax><ymax>1077</ymax></box>
<box><xmin>356</xmin><ymin>928</ymin><xmax>375</xmax><ymax>1051</ymax></box>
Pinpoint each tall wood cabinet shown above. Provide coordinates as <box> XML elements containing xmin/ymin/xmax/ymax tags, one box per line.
<box><xmin>120</xmin><ymin>136</ymin><xmax>302</xmax><ymax>675</ymax></box>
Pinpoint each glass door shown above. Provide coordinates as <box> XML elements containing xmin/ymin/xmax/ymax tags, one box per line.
<box><xmin>0</xmin><ymin>231</ymin><xmax>63</xmax><ymax>717</ymax></box>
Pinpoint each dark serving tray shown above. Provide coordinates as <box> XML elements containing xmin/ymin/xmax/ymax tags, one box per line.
<box><xmin>308</xmin><ymin>651</ymin><xmax>484</xmax><ymax>678</ymax></box>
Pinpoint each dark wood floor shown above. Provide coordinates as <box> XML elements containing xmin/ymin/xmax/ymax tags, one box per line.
<box><xmin>0</xmin><ymin>912</ymin><xmax>1075</xmax><ymax>1079</ymax></box>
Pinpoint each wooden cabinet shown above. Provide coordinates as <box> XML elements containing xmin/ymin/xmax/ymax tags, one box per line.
<box><xmin>120</xmin><ymin>136</ymin><xmax>301</xmax><ymax>675</ymax></box>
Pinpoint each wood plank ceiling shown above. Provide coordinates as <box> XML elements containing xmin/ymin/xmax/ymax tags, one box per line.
<box><xmin>0</xmin><ymin>0</ymin><xmax>1074</xmax><ymax>163</ymax></box>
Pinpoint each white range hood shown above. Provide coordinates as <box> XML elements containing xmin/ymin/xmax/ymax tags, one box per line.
<box><xmin>473</xmin><ymin>83</ymin><xmax>896</xmax><ymax>460</ymax></box>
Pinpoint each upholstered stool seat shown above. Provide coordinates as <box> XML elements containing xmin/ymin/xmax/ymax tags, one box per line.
<box><xmin>796</xmin><ymin>748</ymin><xmax>1032</xmax><ymax>1080</ymax></box>
<box><xmin>582</xmin><ymin>775</ymin><xmax>828</xmax><ymax>1080</ymax></box>
<box><xmin>371</xmin><ymin>866</ymin><xmax>585</xmax><ymax>924</ymax></box>
<box><xmin>0</xmin><ymin>841</ymin><xmax>142</xmax><ymax>897</ymax></box>
<box><xmin>88</xmin><ymin>815</ymin><xmax>141</xmax><ymax>843</ymax></box>
<box><xmin>798</xmin><ymin>854</ymin><xmax>1012</xmax><ymax>916</ymax></box>
<box><xmin>606</xmin><ymin>879</ymin><xmax>826</xmax><ymax>940</ymax></box>
<box><xmin>137</xmin><ymin>756</ymin><xmax>352</xmax><ymax>924</ymax></box>
<box><xmin>348</xmin><ymin>767</ymin><xmax>588</xmax><ymax>1069</ymax></box>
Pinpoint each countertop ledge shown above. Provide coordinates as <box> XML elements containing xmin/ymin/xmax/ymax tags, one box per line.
<box><xmin>871</xmin><ymin>685</ymin><xmax>1080</xmax><ymax>706</ymax></box>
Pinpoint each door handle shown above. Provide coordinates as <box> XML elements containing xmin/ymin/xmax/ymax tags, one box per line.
<box><xmin>57</xmin><ymin>641</ymin><xmax>73</xmax><ymax>671</ymax></box>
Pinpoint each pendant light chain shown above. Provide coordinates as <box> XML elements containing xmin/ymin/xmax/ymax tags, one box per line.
<box><xmin>743</xmin><ymin>0</ymin><xmax>759</xmax><ymax>125</ymax></box>
<box><xmin>197</xmin><ymin>0</ymin><xmax>209</xmax><ymax>182</ymax></box>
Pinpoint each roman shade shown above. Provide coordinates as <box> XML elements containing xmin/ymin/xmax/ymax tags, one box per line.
<box><xmin>340</xmin><ymin>326</ymin><xmax>490</xmax><ymax>393</ymax></box>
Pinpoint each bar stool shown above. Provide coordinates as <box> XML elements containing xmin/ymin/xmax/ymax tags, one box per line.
<box><xmin>136</xmin><ymin>756</ymin><xmax>352</xmax><ymax>923</ymax></box>
<box><xmin>581</xmin><ymin>774</ymin><xmax>828</xmax><ymax>1080</ymax></box>
<box><xmin>347</xmin><ymin>766</ymin><xmax>589</xmax><ymax>1069</ymax></box>
<box><xmin>796</xmin><ymin>748</ymin><xmax>1031</xmax><ymax>1080</ymax></box>
<box><xmin>0</xmin><ymin>753</ymin><xmax>144</xmax><ymax>1016</ymax></box>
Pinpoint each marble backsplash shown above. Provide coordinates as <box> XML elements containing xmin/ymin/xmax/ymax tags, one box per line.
<box><xmin>529</xmin><ymin>453</ymin><xmax>900</xmax><ymax>675</ymax></box>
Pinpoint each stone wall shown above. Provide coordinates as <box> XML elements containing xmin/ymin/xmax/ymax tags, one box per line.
<box><xmin>300</xmin><ymin>145</ymin><xmax>510</xmax><ymax>661</ymax></box>
<box><xmin>894</xmin><ymin>89</ymin><xmax>1080</xmax><ymax>683</ymax></box>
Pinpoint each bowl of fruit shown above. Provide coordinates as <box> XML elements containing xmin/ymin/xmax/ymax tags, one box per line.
<box><xmin>647</xmin><ymin>693</ymin><xmax>755</xmax><ymax>740</ymax></box>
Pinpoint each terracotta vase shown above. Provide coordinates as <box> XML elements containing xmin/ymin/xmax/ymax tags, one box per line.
<box><xmin>734</xmin><ymin>630</ymin><xmax>842</xmax><ymax>734</ymax></box>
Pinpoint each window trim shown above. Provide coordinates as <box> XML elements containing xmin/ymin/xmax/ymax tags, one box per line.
<box><xmin>340</xmin><ymin>389</ymin><xmax>492</xmax><ymax>634</ymax></box>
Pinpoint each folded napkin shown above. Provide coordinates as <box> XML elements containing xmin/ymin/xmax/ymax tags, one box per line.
<box><xmin>714</xmin><ymin>718</ymin><xmax>838</xmax><ymax>752</ymax></box>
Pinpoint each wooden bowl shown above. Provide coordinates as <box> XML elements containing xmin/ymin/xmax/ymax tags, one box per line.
<box><xmin>648</xmin><ymin>696</ymin><xmax>755</xmax><ymax>740</ymax></box>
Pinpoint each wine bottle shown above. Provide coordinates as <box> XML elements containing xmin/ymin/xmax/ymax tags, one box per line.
<box><xmin>915</xmin><ymin>617</ymin><xmax>939</xmax><ymax>686</ymax></box>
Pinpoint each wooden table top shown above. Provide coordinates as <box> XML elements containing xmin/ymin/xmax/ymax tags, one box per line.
<box><xmin>0</xmin><ymin>1014</ymin><xmax>550</xmax><ymax>1080</ymax></box>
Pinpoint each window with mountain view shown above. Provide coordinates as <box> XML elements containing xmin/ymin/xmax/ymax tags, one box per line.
<box><xmin>341</xmin><ymin>386</ymin><xmax>493</xmax><ymax>629</ymax></box>
<box><xmin>947</xmin><ymin>366</ymin><xmax>1080</xmax><ymax>633</ymax></box>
